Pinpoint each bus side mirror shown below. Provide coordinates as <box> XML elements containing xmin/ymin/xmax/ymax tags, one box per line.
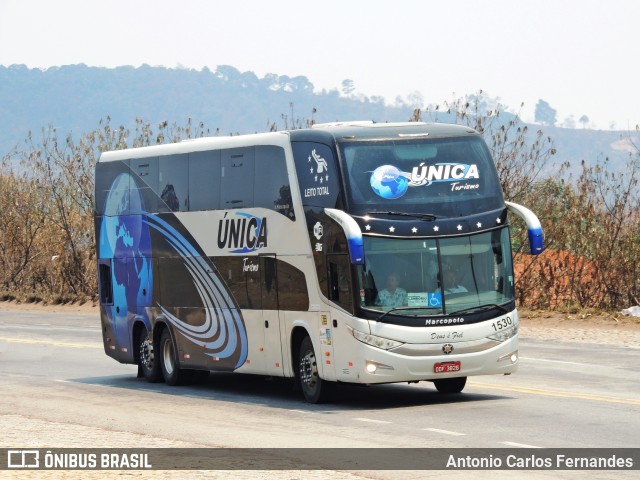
<box><xmin>505</xmin><ymin>201</ymin><xmax>544</xmax><ymax>255</ymax></box>
<box><xmin>324</xmin><ymin>208</ymin><xmax>365</xmax><ymax>265</ymax></box>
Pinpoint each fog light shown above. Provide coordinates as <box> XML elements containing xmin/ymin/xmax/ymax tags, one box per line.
<box><xmin>366</xmin><ymin>363</ymin><xmax>377</xmax><ymax>373</ymax></box>
<box><xmin>498</xmin><ymin>350</ymin><xmax>518</xmax><ymax>363</ymax></box>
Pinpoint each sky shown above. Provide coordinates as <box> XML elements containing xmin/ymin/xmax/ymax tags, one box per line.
<box><xmin>1</xmin><ymin>0</ymin><xmax>638</xmax><ymax>130</ymax></box>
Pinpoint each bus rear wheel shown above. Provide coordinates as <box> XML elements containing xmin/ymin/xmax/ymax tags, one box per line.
<box><xmin>434</xmin><ymin>377</ymin><xmax>467</xmax><ymax>394</ymax></box>
<box><xmin>297</xmin><ymin>336</ymin><xmax>332</xmax><ymax>403</ymax></box>
<box><xmin>138</xmin><ymin>325</ymin><xmax>162</xmax><ymax>383</ymax></box>
<box><xmin>159</xmin><ymin>329</ymin><xmax>188</xmax><ymax>386</ymax></box>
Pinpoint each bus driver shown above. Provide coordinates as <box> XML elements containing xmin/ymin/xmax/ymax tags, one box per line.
<box><xmin>375</xmin><ymin>273</ymin><xmax>408</xmax><ymax>307</ymax></box>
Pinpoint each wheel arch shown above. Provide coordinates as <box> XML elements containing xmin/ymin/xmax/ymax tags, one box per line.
<box><xmin>290</xmin><ymin>325</ymin><xmax>311</xmax><ymax>377</ymax></box>
<box><xmin>134</xmin><ymin>317</ymin><xmax>172</xmax><ymax>362</ymax></box>
<box><xmin>131</xmin><ymin>319</ymin><xmax>148</xmax><ymax>364</ymax></box>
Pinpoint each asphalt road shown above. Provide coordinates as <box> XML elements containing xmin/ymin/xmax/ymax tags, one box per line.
<box><xmin>1</xmin><ymin>309</ymin><xmax>639</xmax><ymax>479</ymax></box>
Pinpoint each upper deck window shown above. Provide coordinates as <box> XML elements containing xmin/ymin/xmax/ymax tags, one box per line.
<box><xmin>96</xmin><ymin>145</ymin><xmax>293</xmax><ymax>220</ymax></box>
<box><xmin>340</xmin><ymin>136</ymin><xmax>503</xmax><ymax>217</ymax></box>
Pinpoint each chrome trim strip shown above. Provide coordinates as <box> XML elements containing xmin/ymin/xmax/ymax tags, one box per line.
<box><xmin>391</xmin><ymin>338</ymin><xmax>501</xmax><ymax>357</ymax></box>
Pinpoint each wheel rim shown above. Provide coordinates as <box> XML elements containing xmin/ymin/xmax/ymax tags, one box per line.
<box><xmin>299</xmin><ymin>349</ymin><xmax>318</xmax><ymax>393</ymax></box>
<box><xmin>163</xmin><ymin>337</ymin><xmax>175</xmax><ymax>376</ymax></box>
<box><xmin>139</xmin><ymin>335</ymin><xmax>153</xmax><ymax>369</ymax></box>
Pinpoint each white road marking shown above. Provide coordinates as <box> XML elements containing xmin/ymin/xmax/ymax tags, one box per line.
<box><xmin>0</xmin><ymin>337</ymin><xmax>102</xmax><ymax>349</ymax></box>
<box><xmin>0</xmin><ymin>324</ymin><xmax>100</xmax><ymax>331</ymax></box>
<box><xmin>468</xmin><ymin>381</ymin><xmax>640</xmax><ymax>406</ymax></box>
<box><xmin>519</xmin><ymin>356</ymin><xmax>601</xmax><ymax>367</ymax></box>
<box><xmin>423</xmin><ymin>428</ymin><xmax>466</xmax><ymax>436</ymax></box>
<box><xmin>354</xmin><ymin>417</ymin><xmax>392</xmax><ymax>424</ymax></box>
<box><xmin>499</xmin><ymin>441</ymin><xmax>542</xmax><ymax>448</ymax></box>
<box><xmin>53</xmin><ymin>379</ymin><xmax>111</xmax><ymax>388</ymax></box>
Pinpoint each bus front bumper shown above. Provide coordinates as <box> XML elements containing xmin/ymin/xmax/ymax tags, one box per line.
<box><xmin>341</xmin><ymin>335</ymin><xmax>519</xmax><ymax>384</ymax></box>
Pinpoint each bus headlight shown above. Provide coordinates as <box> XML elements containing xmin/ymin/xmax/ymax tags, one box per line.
<box><xmin>487</xmin><ymin>324</ymin><xmax>518</xmax><ymax>342</ymax></box>
<box><xmin>348</xmin><ymin>327</ymin><xmax>404</xmax><ymax>350</ymax></box>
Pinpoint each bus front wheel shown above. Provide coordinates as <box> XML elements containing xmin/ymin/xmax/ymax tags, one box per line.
<box><xmin>433</xmin><ymin>377</ymin><xmax>467</xmax><ymax>394</ymax></box>
<box><xmin>297</xmin><ymin>336</ymin><xmax>332</xmax><ymax>403</ymax></box>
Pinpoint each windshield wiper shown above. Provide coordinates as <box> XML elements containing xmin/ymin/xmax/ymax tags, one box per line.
<box><xmin>450</xmin><ymin>303</ymin><xmax>510</xmax><ymax>316</ymax></box>
<box><xmin>377</xmin><ymin>306</ymin><xmax>442</xmax><ymax>323</ymax></box>
<box><xmin>366</xmin><ymin>211</ymin><xmax>439</xmax><ymax>221</ymax></box>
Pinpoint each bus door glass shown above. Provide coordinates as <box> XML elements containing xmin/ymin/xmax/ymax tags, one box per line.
<box><xmin>324</xmin><ymin>255</ymin><xmax>350</xmax><ymax>381</ymax></box>
<box><xmin>261</xmin><ymin>255</ymin><xmax>284</xmax><ymax>375</ymax></box>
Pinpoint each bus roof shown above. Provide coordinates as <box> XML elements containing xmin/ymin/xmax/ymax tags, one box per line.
<box><xmin>98</xmin><ymin>122</ymin><xmax>478</xmax><ymax>162</ymax></box>
<box><xmin>98</xmin><ymin>131</ymin><xmax>291</xmax><ymax>162</ymax></box>
<box><xmin>291</xmin><ymin>121</ymin><xmax>479</xmax><ymax>143</ymax></box>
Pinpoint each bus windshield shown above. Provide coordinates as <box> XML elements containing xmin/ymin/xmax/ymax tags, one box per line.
<box><xmin>357</xmin><ymin>228</ymin><xmax>514</xmax><ymax>318</ymax></box>
<box><xmin>340</xmin><ymin>136</ymin><xmax>503</xmax><ymax>217</ymax></box>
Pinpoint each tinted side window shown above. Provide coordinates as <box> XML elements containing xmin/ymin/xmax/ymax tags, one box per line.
<box><xmin>254</xmin><ymin>146</ymin><xmax>295</xmax><ymax>220</ymax></box>
<box><xmin>158</xmin><ymin>257</ymin><xmax>203</xmax><ymax>307</ymax></box>
<box><xmin>189</xmin><ymin>150</ymin><xmax>221</xmax><ymax>211</ymax></box>
<box><xmin>221</xmin><ymin>148</ymin><xmax>255</xmax><ymax>209</ymax></box>
<box><xmin>98</xmin><ymin>260</ymin><xmax>113</xmax><ymax>305</ymax></box>
<box><xmin>328</xmin><ymin>255</ymin><xmax>353</xmax><ymax>313</ymax></box>
<box><xmin>130</xmin><ymin>157</ymin><xmax>159</xmax><ymax>193</ymax></box>
<box><xmin>291</xmin><ymin>141</ymin><xmax>340</xmax><ymax>209</ymax></box>
<box><xmin>261</xmin><ymin>257</ymin><xmax>279</xmax><ymax>310</ymax></box>
<box><xmin>159</xmin><ymin>154</ymin><xmax>189</xmax><ymax>212</ymax></box>
<box><xmin>97</xmin><ymin>160</ymin><xmax>130</xmax><ymax>216</ymax></box>
<box><xmin>278</xmin><ymin>261</ymin><xmax>309</xmax><ymax>311</ymax></box>
<box><xmin>215</xmin><ymin>256</ymin><xmax>261</xmax><ymax>310</ymax></box>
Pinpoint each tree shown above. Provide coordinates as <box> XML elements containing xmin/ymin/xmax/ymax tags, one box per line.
<box><xmin>421</xmin><ymin>91</ymin><xmax>557</xmax><ymax>201</ymax></box>
<box><xmin>579</xmin><ymin>115</ymin><xmax>589</xmax><ymax>129</ymax></box>
<box><xmin>535</xmin><ymin>99</ymin><xmax>557</xmax><ymax>126</ymax></box>
<box><xmin>563</xmin><ymin>115</ymin><xmax>576</xmax><ymax>129</ymax></box>
<box><xmin>341</xmin><ymin>79</ymin><xmax>355</xmax><ymax>96</ymax></box>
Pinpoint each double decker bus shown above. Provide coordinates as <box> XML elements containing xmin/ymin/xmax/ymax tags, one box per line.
<box><xmin>94</xmin><ymin>121</ymin><xmax>543</xmax><ymax>403</ymax></box>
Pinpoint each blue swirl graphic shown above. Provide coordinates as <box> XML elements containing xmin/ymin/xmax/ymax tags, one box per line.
<box><xmin>143</xmin><ymin>214</ymin><xmax>248</xmax><ymax>368</ymax></box>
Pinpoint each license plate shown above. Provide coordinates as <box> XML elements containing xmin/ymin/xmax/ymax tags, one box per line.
<box><xmin>434</xmin><ymin>361</ymin><xmax>461</xmax><ymax>373</ymax></box>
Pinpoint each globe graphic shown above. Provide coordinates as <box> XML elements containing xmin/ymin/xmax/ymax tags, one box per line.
<box><xmin>370</xmin><ymin>165</ymin><xmax>409</xmax><ymax>199</ymax></box>
<box><xmin>99</xmin><ymin>173</ymin><xmax>153</xmax><ymax>346</ymax></box>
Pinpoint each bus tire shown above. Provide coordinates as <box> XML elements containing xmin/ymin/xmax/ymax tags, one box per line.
<box><xmin>297</xmin><ymin>336</ymin><xmax>332</xmax><ymax>403</ymax></box>
<box><xmin>159</xmin><ymin>328</ymin><xmax>187</xmax><ymax>386</ymax></box>
<box><xmin>138</xmin><ymin>325</ymin><xmax>163</xmax><ymax>383</ymax></box>
<box><xmin>434</xmin><ymin>376</ymin><xmax>467</xmax><ymax>394</ymax></box>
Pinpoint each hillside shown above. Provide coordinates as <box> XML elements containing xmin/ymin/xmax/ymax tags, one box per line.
<box><xmin>0</xmin><ymin>64</ymin><xmax>638</xmax><ymax>174</ymax></box>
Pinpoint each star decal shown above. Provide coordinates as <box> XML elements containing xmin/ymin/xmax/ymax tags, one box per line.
<box><xmin>476</xmin><ymin>222</ymin><xmax>482</xmax><ymax>228</ymax></box>
<box><xmin>389</xmin><ymin>226</ymin><xmax>395</xmax><ymax>233</ymax></box>
<box><xmin>310</xmin><ymin>167</ymin><xmax>314</xmax><ymax>174</ymax></box>
<box><xmin>411</xmin><ymin>227</ymin><xmax>418</xmax><ymax>233</ymax></box>
<box><xmin>457</xmin><ymin>225</ymin><xmax>463</xmax><ymax>231</ymax></box>
<box><xmin>433</xmin><ymin>226</ymin><xmax>440</xmax><ymax>232</ymax></box>
<box><xmin>325</xmin><ymin>174</ymin><xmax>329</xmax><ymax>182</ymax></box>
<box><xmin>496</xmin><ymin>218</ymin><xmax>502</xmax><ymax>224</ymax></box>
<box><xmin>365</xmin><ymin>224</ymin><xmax>371</xmax><ymax>231</ymax></box>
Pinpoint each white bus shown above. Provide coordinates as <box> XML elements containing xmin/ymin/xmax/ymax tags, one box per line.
<box><xmin>95</xmin><ymin>121</ymin><xmax>543</xmax><ymax>403</ymax></box>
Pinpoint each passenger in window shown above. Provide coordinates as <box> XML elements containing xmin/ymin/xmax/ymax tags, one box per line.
<box><xmin>375</xmin><ymin>273</ymin><xmax>408</xmax><ymax>307</ymax></box>
<box><xmin>444</xmin><ymin>269</ymin><xmax>468</xmax><ymax>293</ymax></box>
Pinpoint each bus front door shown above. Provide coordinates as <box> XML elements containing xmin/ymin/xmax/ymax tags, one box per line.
<box><xmin>261</xmin><ymin>256</ymin><xmax>284</xmax><ymax>376</ymax></box>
